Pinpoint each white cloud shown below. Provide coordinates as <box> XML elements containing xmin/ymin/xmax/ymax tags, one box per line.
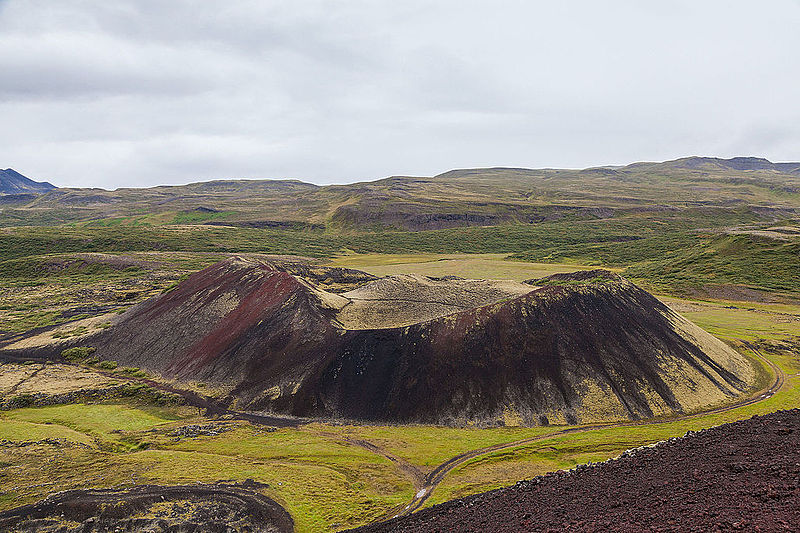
<box><xmin>0</xmin><ymin>0</ymin><xmax>798</xmax><ymax>188</ymax></box>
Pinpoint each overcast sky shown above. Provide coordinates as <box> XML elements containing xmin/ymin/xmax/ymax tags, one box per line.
<box><xmin>0</xmin><ymin>1</ymin><xmax>798</xmax><ymax>188</ymax></box>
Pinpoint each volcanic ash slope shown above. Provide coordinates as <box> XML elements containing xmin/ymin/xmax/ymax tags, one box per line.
<box><xmin>92</xmin><ymin>257</ymin><xmax>756</xmax><ymax>426</ymax></box>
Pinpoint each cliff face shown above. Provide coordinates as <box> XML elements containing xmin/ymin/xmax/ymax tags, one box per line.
<box><xmin>93</xmin><ymin>258</ymin><xmax>755</xmax><ymax>426</ymax></box>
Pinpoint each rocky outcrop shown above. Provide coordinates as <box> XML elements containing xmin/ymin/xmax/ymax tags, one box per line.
<box><xmin>0</xmin><ymin>483</ymin><xmax>294</xmax><ymax>533</ymax></box>
<box><xmin>0</xmin><ymin>382</ymin><xmax>183</xmax><ymax>410</ymax></box>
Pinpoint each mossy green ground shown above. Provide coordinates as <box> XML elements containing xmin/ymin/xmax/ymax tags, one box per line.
<box><xmin>329</xmin><ymin>253</ymin><xmax>603</xmax><ymax>281</ymax></box>
<box><xmin>3</xmin><ymin>404</ymin><xmax>184</xmax><ymax>449</ymax></box>
<box><xmin>1</xmin><ymin>254</ymin><xmax>799</xmax><ymax>531</ymax></box>
<box><xmin>0</xmin><ymin>405</ymin><xmax>414</xmax><ymax>531</ymax></box>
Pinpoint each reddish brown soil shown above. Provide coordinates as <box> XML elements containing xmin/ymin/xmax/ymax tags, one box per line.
<box><xmin>353</xmin><ymin>409</ymin><xmax>800</xmax><ymax>533</ymax></box>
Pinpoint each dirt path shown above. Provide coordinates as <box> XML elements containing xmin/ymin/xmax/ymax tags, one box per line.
<box><xmin>345</xmin><ymin>437</ymin><xmax>426</xmax><ymax>490</ymax></box>
<box><xmin>1</xmin><ymin>340</ymin><xmax>784</xmax><ymax>523</ymax></box>
<box><xmin>319</xmin><ymin>432</ymin><xmax>426</xmax><ymax>491</ymax></box>
<box><xmin>385</xmin><ymin>342</ymin><xmax>785</xmax><ymax>518</ymax></box>
<box><xmin>5</xmin><ymin>364</ymin><xmax>46</xmax><ymax>395</ymax></box>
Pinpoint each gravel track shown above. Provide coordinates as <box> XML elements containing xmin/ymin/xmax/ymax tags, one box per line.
<box><xmin>353</xmin><ymin>408</ymin><xmax>800</xmax><ymax>532</ymax></box>
<box><xmin>369</xmin><ymin>341</ymin><xmax>784</xmax><ymax>520</ymax></box>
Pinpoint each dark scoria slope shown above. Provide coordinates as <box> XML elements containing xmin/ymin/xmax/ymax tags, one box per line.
<box><xmin>0</xmin><ymin>483</ymin><xmax>293</xmax><ymax>533</ymax></box>
<box><xmin>353</xmin><ymin>410</ymin><xmax>800</xmax><ymax>533</ymax></box>
<box><xmin>90</xmin><ymin>258</ymin><xmax>755</xmax><ymax>425</ymax></box>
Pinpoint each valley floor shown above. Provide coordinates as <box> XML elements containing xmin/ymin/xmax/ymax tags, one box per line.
<box><xmin>0</xmin><ymin>254</ymin><xmax>799</xmax><ymax>531</ymax></box>
<box><xmin>352</xmin><ymin>408</ymin><xmax>800</xmax><ymax>533</ymax></box>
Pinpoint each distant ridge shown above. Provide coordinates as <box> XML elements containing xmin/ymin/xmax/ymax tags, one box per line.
<box><xmin>662</xmin><ymin>156</ymin><xmax>800</xmax><ymax>173</ymax></box>
<box><xmin>2</xmin><ymin>156</ymin><xmax>799</xmax><ymax>228</ymax></box>
<box><xmin>0</xmin><ymin>169</ymin><xmax>56</xmax><ymax>195</ymax></box>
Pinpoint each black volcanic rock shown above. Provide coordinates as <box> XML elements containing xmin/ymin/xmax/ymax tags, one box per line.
<box><xmin>87</xmin><ymin>258</ymin><xmax>756</xmax><ymax>426</ymax></box>
<box><xmin>0</xmin><ymin>484</ymin><xmax>294</xmax><ymax>533</ymax></box>
<box><xmin>0</xmin><ymin>168</ymin><xmax>56</xmax><ymax>194</ymax></box>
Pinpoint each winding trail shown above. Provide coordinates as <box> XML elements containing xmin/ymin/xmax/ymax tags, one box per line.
<box><xmin>319</xmin><ymin>433</ymin><xmax>426</xmax><ymax>491</ymax></box>
<box><xmin>0</xmin><ymin>339</ymin><xmax>786</xmax><ymax>523</ymax></box>
<box><xmin>385</xmin><ymin>341</ymin><xmax>784</xmax><ymax>518</ymax></box>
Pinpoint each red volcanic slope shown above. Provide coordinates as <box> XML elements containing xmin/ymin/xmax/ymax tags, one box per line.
<box><xmin>353</xmin><ymin>410</ymin><xmax>800</xmax><ymax>533</ymax></box>
<box><xmin>96</xmin><ymin>257</ymin><xmax>337</xmax><ymax>390</ymax></box>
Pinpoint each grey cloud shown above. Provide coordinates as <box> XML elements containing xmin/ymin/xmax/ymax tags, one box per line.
<box><xmin>0</xmin><ymin>0</ymin><xmax>798</xmax><ymax>188</ymax></box>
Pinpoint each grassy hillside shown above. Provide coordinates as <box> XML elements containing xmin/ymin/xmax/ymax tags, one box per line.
<box><xmin>1</xmin><ymin>208</ymin><xmax>798</xmax><ymax>338</ymax></box>
<box><xmin>2</xmin><ymin>157</ymin><xmax>799</xmax><ymax>229</ymax></box>
<box><xmin>1</xmin><ymin>157</ymin><xmax>799</xmax><ymax>336</ymax></box>
<box><xmin>0</xmin><ymin>206</ymin><xmax>770</xmax><ymax>259</ymax></box>
<box><xmin>512</xmin><ymin>233</ymin><xmax>800</xmax><ymax>295</ymax></box>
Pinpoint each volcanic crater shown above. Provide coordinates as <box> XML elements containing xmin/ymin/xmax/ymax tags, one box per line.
<box><xmin>85</xmin><ymin>257</ymin><xmax>756</xmax><ymax>426</ymax></box>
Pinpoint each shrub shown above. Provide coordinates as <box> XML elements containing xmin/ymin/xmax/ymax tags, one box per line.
<box><xmin>61</xmin><ymin>346</ymin><xmax>96</xmax><ymax>361</ymax></box>
<box><xmin>10</xmin><ymin>394</ymin><xmax>35</xmax><ymax>408</ymax></box>
<box><xmin>114</xmin><ymin>366</ymin><xmax>146</xmax><ymax>377</ymax></box>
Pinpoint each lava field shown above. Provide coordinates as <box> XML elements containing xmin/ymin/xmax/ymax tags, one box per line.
<box><xmin>0</xmin><ymin>482</ymin><xmax>293</xmax><ymax>532</ymax></box>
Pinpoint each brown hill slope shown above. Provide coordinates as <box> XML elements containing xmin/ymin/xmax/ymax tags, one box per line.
<box><xmin>352</xmin><ymin>409</ymin><xmax>800</xmax><ymax>533</ymax></box>
<box><xmin>88</xmin><ymin>258</ymin><xmax>755</xmax><ymax>425</ymax></box>
<box><xmin>4</xmin><ymin>156</ymin><xmax>799</xmax><ymax>228</ymax></box>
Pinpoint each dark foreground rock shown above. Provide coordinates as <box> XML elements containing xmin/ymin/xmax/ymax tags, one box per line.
<box><xmin>354</xmin><ymin>410</ymin><xmax>800</xmax><ymax>532</ymax></box>
<box><xmin>0</xmin><ymin>483</ymin><xmax>294</xmax><ymax>532</ymax></box>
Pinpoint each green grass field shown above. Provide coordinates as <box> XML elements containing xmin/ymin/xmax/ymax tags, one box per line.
<box><xmin>1</xmin><ymin>321</ymin><xmax>796</xmax><ymax>531</ymax></box>
<box><xmin>0</xmin><ymin>404</ymin><xmax>414</xmax><ymax>531</ymax></box>
<box><xmin>1</xmin><ymin>247</ymin><xmax>799</xmax><ymax>531</ymax></box>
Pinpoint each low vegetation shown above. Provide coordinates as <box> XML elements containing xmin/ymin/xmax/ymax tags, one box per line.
<box><xmin>1</xmin><ymin>253</ymin><xmax>798</xmax><ymax>531</ymax></box>
<box><xmin>512</xmin><ymin>232</ymin><xmax>800</xmax><ymax>294</ymax></box>
<box><xmin>1</xmin><ymin>160</ymin><xmax>799</xmax><ymax>530</ymax></box>
<box><xmin>61</xmin><ymin>346</ymin><xmax>96</xmax><ymax>361</ymax></box>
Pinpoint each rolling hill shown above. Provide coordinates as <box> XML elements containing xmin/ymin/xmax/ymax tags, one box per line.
<box><xmin>1</xmin><ymin>156</ymin><xmax>798</xmax><ymax>301</ymax></box>
<box><xmin>1</xmin><ymin>156</ymin><xmax>798</xmax><ymax>229</ymax></box>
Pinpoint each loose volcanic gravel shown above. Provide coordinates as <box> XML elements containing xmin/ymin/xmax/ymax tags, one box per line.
<box><xmin>354</xmin><ymin>409</ymin><xmax>800</xmax><ymax>533</ymax></box>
